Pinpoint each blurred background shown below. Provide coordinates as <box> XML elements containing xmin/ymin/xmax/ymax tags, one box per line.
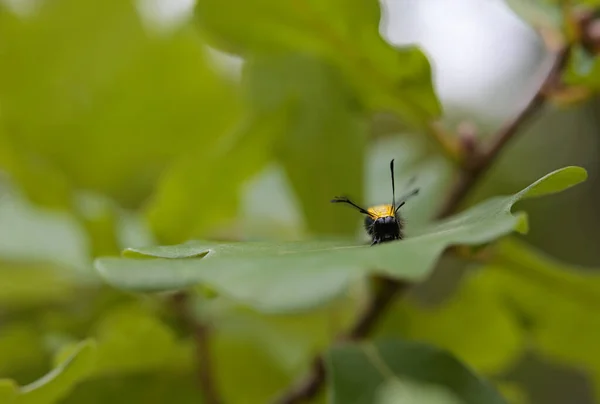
<box><xmin>0</xmin><ymin>0</ymin><xmax>599</xmax><ymax>403</ymax></box>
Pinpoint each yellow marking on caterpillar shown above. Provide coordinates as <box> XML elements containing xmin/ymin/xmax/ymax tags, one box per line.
<box><xmin>367</xmin><ymin>204</ymin><xmax>395</xmax><ymax>219</ymax></box>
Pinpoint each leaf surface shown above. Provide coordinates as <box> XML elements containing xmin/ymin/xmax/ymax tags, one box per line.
<box><xmin>95</xmin><ymin>166</ymin><xmax>586</xmax><ymax>313</ymax></box>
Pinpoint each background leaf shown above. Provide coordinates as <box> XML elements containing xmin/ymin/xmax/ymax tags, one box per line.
<box><xmin>0</xmin><ymin>0</ymin><xmax>237</xmax><ymax>209</ymax></box>
<box><xmin>0</xmin><ymin>380</ymin><xmax>18</xmax><ymax>404</ymax></box>
<box><xmin>144</xmin><ymin>111</ymin><xmax>282</xmax><ymax>244</ymax></box>
<box><xmin>52</xmin><ymin>303</ymin><xmax>193</xmax><ymax>378</ymax></box>
<box><xmin>503</xmin><ymin>0</ymin><xmax>564</xmax><ymax>32</ymax></box>
<box><xmin>378</xmin><ymin>277</ymin><xmax>524</xmax><ymax>375</ymax></box>
<box><xmin>386</xmin><ymin>236</ymin><xmax>600</xmax><ymax>403</ymax></box>
<box><xmin>60</xmin><ymin>373</ymin><xmax>202</xmax><ymax>404</ymax></box>
<box><xmin>479</xmin><ymin>238</ymin><xmax>600</xmax><ymax>401</ymax></box>
<box><xmin>375</xmin><ymin>379</ymin><xmax>463</xmax><ymax>404</ymax></box>
<box><xmin>0</xmin><ymin>339</ymin><xmax>97</xmax><ymax>404</ymax></box>
<box><xmin>194</xmin><ymin>0</ymin><xmax>441</xmax><ymax>125</ymax></box>
<box><xmin>0</xmin><ymin>261</ymin><xmax>84</xmax><ymax>309</ymax></box>
<box><xmin>0</xmin><ymin>323</ymin><xmax>47</xmax><ymax>379</ymax></box>
<box><xmin>326</xmin><ymin>338</ymin><xmax>507</xmax><ymax>404</ymax></box>
<box><xmin>243</xmin><ymin>54</ymin><xmax>368</xmax><ymax>236</ymax></box>
<box><xmin>563</xmin><ymin>45</ymin><xmax>600</xmax><ymax>91</ymax></box>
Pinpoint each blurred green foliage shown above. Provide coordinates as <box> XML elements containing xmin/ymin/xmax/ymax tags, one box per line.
<box><xmin>326</xmin><ymin>339</ymin><xmax>506</xmax><ymax>404</ymax></box>
<box><xmin>0</xmin><ymin>0</ymin><xmax>599</xmax><ymax>403</ymax></box>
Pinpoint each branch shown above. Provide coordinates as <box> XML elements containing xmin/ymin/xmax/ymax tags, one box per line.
<box><xmin>273</xmin><ymin>44</ymin><xmax>571</xmax><ymax>404</ymax></box>
<box><xmin>436</xmin><ymin>44</ymin><xmax>570</xmax><ymax>217</ymax></box>
<box><xmin>171</xmin><ymin>292</ymin><xmax>221</xmax><ymax>404</ymax></box>
<box><xmin>274</xmin><ymin>280</ymin><xmax>407</xmax><ymax>404</ymax></box>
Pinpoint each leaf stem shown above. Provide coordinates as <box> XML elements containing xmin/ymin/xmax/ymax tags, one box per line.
<box><xmin>273</xmin><ymin>43</ymin><xmax>571</xmax><ymax>404</ymax></box>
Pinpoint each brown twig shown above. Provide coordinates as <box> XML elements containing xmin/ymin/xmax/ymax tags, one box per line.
<box><xmin>274</xmin><ymin>279</ymin><xmax>408</xmax><ymax>404</ymax></box>
<box><xmin>273</xmin><ymin>44</ymin><xmax>571</xmax><ymax>404</ymax></box>
<box><xmin>171</xmin><ymin>292</ymin><xmax>221</xmax><ymax>404</ymax></box>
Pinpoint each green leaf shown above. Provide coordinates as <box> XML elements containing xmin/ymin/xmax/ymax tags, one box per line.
<box><xmin>326</xmin><ymin>339</ymin><xmax>507</xmax><ymax>404</ymax></box>
<box><xmin>0</xmin><ymin>380</ymin><xmax>18</xmax><ymax>404</ymax></box>
<box><xmin>563</xmin><ymin>45</ymin><xmax>600</xmax><ymax>91</ymax></box>
<box><xmin>95</xmin><ymin>167</ymin><xmax>585</xmax><ymax>313</ymax></box>
<box><xmin>0</xmin><ymin>339</ymin><xmax>96</xmax><ymax>404</ymax></box>
<box><xmin>0</xmin><ymin>323</ymin><xmax>46</xmax><ymax>376</ymax></box>
<box><xmin>53</xmin><ymin>304</ymin><xmax>193</xmax><ymax>377</ymax></box>
<box><xmin>477</xmin><ymin>237</ymin><xmax>600</xmax><ymax>400</ymax></box>
<box><xmin>236</xmin><ymin>164</ymin><xmax>307</xmax><ymax>241</ymax></box>
<box><xmin>205</xmin><ymin>295</ymin><xmax>360</xmax><ymax>402</ymax></box>
<box><xmin>376</xmin><ymin>379</ymin><xmax>463</xmax><ymax>404</ymax></box>
<box><xmin>0</xmin><ymin>0</ymin><xmax>238</xmax><ymax>209</ymax></box>
<box><xmin>195</xmin><ymin>0</ymin><xmax>441</xmax><ymax>125</ymax></box>
<box><xmin>391</xmin><ymin>276</ymin><xmax>524</xmax><ymax>375</ymax></box>
<box><xmin>73</xmin><ymin>193</ymin><xmax>121</xmax><ymax>257</ymax></box>
<box><xmin>495</xmin><ymin>382</ymin><xmax>529</xmax><ymax>404</ymax></box>
<box><xmin>243</xmin><ymin>54</ymin><xmax>368</xmax><ymax>235</ymax></box>
<box><xmin>0</xmin><ymin>185</ymin><xmax>90</xmax><ymax>270</ymax></box>
<box><xmin>60</xmin><ymin>372</ymin><xmax>203</xmax><ymax>404</ymax></box>
<box><xmin>0</xmin><ymin>261</ymin><xmax>83</xmax><ymax>309</ymax></box>
<box><xmin>144</xmin><ymin>110</ymin><xmax>282</xmax><ymax>244</ymax></box>
<box><xmin>503</xmin><ymin>0</ymin><xmax>563</xmax><ymax>32</ymax></box>
<box><xmin>212</xmin><ymin>323</ymin><xmax>293</xmax><ymax>402</ymax></box>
